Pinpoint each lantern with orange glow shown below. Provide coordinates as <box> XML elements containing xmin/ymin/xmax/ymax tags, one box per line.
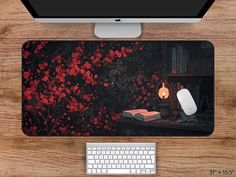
<box><xmin>157</xmin><ymin>81</ymin><xmax>170</xmax><ymax>100</ymax></box>
<box><xmin>156</xmin><ymin>80</ymin><xmax>171</xmax><ymax>118</ymax></box>
<box><xmin>157</xmin><ymin>80</ymin><xmax>170</xmax><ymax>101</ymax></box>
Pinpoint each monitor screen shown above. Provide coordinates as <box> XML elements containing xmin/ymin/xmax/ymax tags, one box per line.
<box><xmin>22</xmin><ymin>0</ymin><xmax>215</xmax><ymax>18</ymax></box>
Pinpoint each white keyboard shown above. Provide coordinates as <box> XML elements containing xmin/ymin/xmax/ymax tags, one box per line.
<box><xmin>86</xmin><ymin>143</ymin><xmax>156</xmax><ymax>175</ymax></box>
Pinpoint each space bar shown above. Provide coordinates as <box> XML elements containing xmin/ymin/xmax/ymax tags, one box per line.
<box><xmin>107</xmin><ymin>169</ymin><xmax>130</xmax><ymax>174</ymax></box>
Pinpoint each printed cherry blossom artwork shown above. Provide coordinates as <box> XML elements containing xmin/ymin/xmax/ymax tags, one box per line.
<box><xmin>22</xmin><ymin>41</ymin><xmax>162</xmax><ymax>136</ymax></box>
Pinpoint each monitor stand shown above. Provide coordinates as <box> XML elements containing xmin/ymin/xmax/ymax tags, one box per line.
<box><xmin>94</xmin><ymin>23</ymin><xmax>141</xmax><ymax>38</ymax></box>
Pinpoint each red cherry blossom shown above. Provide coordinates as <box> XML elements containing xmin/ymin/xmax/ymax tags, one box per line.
<box><xmin>23</xmin><ymin>71</ymin><xmax>30</xmax><ymax>79</ymax></box>
<box><xmin>84</xmin><ymin>62</ymin><xmax>92</xmax><ymax>70</ymax></box>
<box><xmin>73</xmin><ymin>85</ymin><xmax>78</xmax><ymax>91</ymax></box>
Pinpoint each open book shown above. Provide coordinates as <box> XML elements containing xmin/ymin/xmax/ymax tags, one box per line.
<box><xmin>123</xmin><ymin>109</ymin><xmax>161</xmax><ymax>122</ymax></box>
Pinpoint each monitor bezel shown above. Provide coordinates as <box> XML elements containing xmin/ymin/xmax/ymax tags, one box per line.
<box><xmin>21</xmin><ymin>0</ymin><xmax>215</xmax><ymax>19</ymax></box>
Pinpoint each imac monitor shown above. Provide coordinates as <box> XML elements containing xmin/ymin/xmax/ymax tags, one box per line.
<box><xmin>21</xmin><ymin>0</ymin><xmax>215</xmax><ymax>37</ymax></box>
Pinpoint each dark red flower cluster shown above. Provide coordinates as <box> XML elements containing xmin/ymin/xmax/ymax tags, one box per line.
<box><xmin>22</xmin><ymin>41</ymin><xmax>158</xmax><ymax>136</ymax></box>
<box><xmin>67</xmin><ymin>99</ymin><xmax>85</xmax><ymax>112</ymax></box>
<box><xmin>133</xmin><ymin>72</ymin><xmax>159</xmax><ymax>109</ymax></box>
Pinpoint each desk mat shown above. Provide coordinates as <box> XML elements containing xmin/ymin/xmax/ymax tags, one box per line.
<box><xmin>22</xmin><ymin>41</ymin><xmax>214</xmax><ymax>136</ymax></box>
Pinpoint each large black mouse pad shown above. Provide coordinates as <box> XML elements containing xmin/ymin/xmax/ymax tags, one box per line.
<box><xmin>22</xmin><ymin>41</ymin><xmax>214</xmax><ymax>136</ymax></box>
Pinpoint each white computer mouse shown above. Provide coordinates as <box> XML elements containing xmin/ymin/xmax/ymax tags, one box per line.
<box><xmin>177</xmin><ymin>89</ymin><xmax>197</xmax><ymax>116</ymax></box>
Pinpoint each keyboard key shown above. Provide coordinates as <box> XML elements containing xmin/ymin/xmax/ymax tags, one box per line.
<box><xmin>149</xmin><ymin>151</ymin><xmax>155</xmax><ymax>154</ymax></box>
<box><xmin>107</xmin><ymin>169</ymin><xmax>130</xmax><ymax>174</ymax></box>
<box><xmin>88</xmin><ymin>160</ymin><xmax>95</xmax><ymax>164</ymax></box>
<box><xmin>102</xmin><ymin>169</ymin><xmax>106</xmax><ymax>173</ymax></box>
<box><xmin>87</xmin><ymin>156</ymin><xmax>93</xmax><ymax>159</ymax></box>
<box><xmin>87</xmin><ymin>169</ymin><xmax>92</xmax><ymax>173</ymax></box>
<box><xmin>145</xmin><ymin>164</ymin><xmax>155</xmax><ymax>168</ymax></box>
